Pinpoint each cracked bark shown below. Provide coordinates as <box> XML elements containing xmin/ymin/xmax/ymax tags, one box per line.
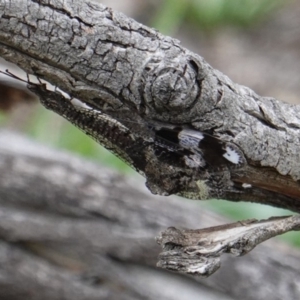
<box><xmin>0</xmin><ymin>0</ymin><xmax>300</xmax><ymax>286</ymax></box>
<box><xmin>1</xmin><ymin>0</ymin><xmax>300</xmax><ymax>211</ymax></box>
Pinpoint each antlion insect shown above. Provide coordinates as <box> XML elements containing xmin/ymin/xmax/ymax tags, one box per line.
<box><xmin>0</xmin><ymin>69</ymin><xmax>245</xmax><ymax>199</ymax></box>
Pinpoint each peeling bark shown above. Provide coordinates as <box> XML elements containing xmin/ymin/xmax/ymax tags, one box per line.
<box><xmin>157</xmin><ymin>216</ymin><xmax>300</xmax><ymax>276</ymax></box>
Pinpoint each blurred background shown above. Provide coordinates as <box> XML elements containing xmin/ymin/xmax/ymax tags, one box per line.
<box><xmin>0</xmin><ymin>0</ymin><xmax>299</xmax><ymax>245</ymax></box>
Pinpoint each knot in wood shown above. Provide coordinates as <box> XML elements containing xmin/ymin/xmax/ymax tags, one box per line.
<box><xmin>141</xmin><ymin>57</ymin><xmax>199</xmax><ymax>113</ymax></box>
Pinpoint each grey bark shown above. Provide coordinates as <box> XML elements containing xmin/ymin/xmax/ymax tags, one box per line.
<box><xmin>0</xmin><ymin>0</ymin><xmax>300</xmax><ymax>211</ymax></box>
<box><xmin>157</xmin><ymin>215</ymin><xmax>300</xmax><ymax>276</ymax></box>
<box><xmin>1</xmin><ymin>0</ymin><xmax>300</xmax><ymax>294</ymax></box>
<box><xmin>0</xmin><ymin>130</ymin><xmax>300</xmax><ymax>300</ymax></box>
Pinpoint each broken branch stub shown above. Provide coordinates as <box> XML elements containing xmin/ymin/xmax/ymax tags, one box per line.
<box><xmin>156</xmin><ymin>215</ymin><xmax>300</xmax><ymax>276</ymax></box>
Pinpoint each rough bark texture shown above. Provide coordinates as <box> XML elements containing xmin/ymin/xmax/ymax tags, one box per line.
<box><xmin>157</xmin><ymin>216</ymin><xmax>300</xmax><ymax>276</ymax></box>
<box><xmin>0</xmin><ymin>130</ymin><xmax>300</xmax><ymax>300</ymax></box>
<box><xmin>1</xmin><ymin>0</ymin><xmax>300</xmax><ymax>211</ymax></box>
<box><xmin>1</xmin><ymin>0</ymin><xmax>300</xmax><ymax>294</ymax></box>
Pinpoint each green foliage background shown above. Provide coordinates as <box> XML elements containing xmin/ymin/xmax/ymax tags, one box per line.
<box><xmin>152</xmin><ymin>0</ymin><xmax>283</xmax><ymax>34</ymax></box>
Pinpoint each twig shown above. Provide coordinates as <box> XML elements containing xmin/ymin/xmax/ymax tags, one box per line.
<box><xmin>157</xmin><ymin>215</ymin><xmax>300</xmax><ymax>276</ymax></box>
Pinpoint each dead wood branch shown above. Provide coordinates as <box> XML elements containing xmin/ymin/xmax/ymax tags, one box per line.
<box><xmin>0</xmin><ymin>0</ymin><xmax>300</xmax><ymax>210</ymax></box>
<box><xmin>1</xmin><ymin>0</ymin><xmax>300</xmax><ymax>291</ymax></box>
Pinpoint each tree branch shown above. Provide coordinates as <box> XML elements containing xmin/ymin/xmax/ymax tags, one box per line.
<box><xmin>1</xmin><ymin>0</ymin><xmax>300</xmax><ymax>211</ymax></box>
<box><xmin>157</xmin><ymin>216</ymin><xmax>300</xmax><ymax>276</ymax></box>
<box><xmin>1</xmin><ymin>0</ymin><xmax>300</xmax><ymax>286</ymax></box>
